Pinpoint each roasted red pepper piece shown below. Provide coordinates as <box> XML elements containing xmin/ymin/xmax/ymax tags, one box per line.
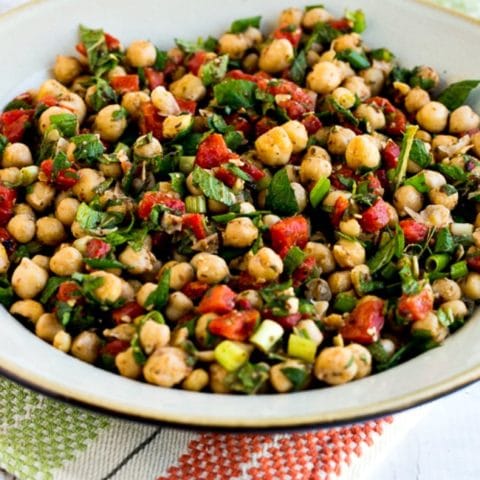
<box><xmin>0</xmin><ymin>109</ymin><xmax>34</xmax><ymax>142</ymax></box>
<box><xmin>137</xmin><ymin>192</ymin><xmax>185</xmax><ymax>220</ymax></box>
<box><xmin>144</xmin><ymin>68</ymin><xmax>165</xmax><ymax>90</ymax></box>
<box><xmin>360</xmin><ymin>198</ymin><xmax>390</xmax><ymax>233</ymax></box>
<box><xmin>270</xmin><ymin>216</ymin><xmax>309</xmax><ymax>257</ymax></box>
<box><xmin>341</xmin><ymin>296</ymin><xmax>385</xmax><ymax>344</ymax></box>
<box><xmin>112</xmin><ymin>302</ymin><xmax>145</xmax><ymax>324</ymax></box>
<box><xmin>214</xmin><ymin>167</ymin><xmax>237</xmax><ymax>188</ymax></box>
<box><xmin>85</xmin><ymin>238</ymin><xmax>111</xmax><ymax>259</ymax></box>
<box><xmin>139</xmin><ymin>102</ymin><xmax>164</xmax><ymax>139</ymax></box>
<box><xmin>56</xmin><ymin>282</ymin><xmax>82</xmax><ymax>303</ymax></box>
<box><xmin>187</xmin><ymin>51</ymin><xmax>208</xmax><ymax>75</ymax></box>
<box><xmin>40</xmin><ymin>159</ymin><xmax>79</xmax><ymax>191</ymax></box>
<box><xmin>382</xmin><ymin>140</ymin><xmax>401</xmax><ymax>169</ymax></box>
<box><xmin>0</xmin><ymin>185</ymin><xmax>17</xmax><ymax>226</ymax></box>
<box><xmin>110</xmin><ymin>75</ymin><xmax>140</xmax><ymax>94</ymax></box>
<box><xmin>182</xmin><ymin>213</ymin><xmax>207</xmax><ymax>240</ymax></box>
<box><xmin>197</xmin><ymin>285</ymin><xmax>236</xmax><ymax>314</ymax></box>
<box><xmin>397</xmin><ymin>287</ymin><xmax>434</xmax><ymax>322</ymax></box>
<box><xmin>208</xmin><ymin>309</ymin><xmax>259</xmax><ymax>341</ymax></box>
<box><xmin>273</xmin><ymin>25</ymin><xmax>302</xmax><ymax>47</ymax></box>
<box><xmin>181</xmin><ymin>281</ymin><xmax>210</xmax><ymax>301</ymax></box>
<box><xmin>331</xmin><ymin>196</ymin><xmax>349</xmax><ymax>227</ymax></box>
<box><xmin>292</xmin><ymin>256</ymin><xmax>317</xmax><ymax>287</ymax></box>
<box><xmin>195</xmin><ymin>133</ymin><xmax>238</xmax><ymax>168</ymax></box>
<box><xmin>399</xmin><ymin>219</ymin><xmax>429</xmax><ymax>243</ymax></box>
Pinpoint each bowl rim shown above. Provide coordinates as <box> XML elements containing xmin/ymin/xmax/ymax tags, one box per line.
<box><xmin>1</xmin><ymin>0</ymin><xmax>480</xmax><ymax>430</ymax></box>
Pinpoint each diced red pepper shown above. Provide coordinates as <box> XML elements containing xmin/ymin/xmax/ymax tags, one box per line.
<box><xmin>208</xmin><ymin>309</ymin><xmax>260</xmax><ymax>341</ymax></box>
<box><xmin>112</xmin><ymin>302</ymin><xmax>145</xmax><ymax>324</ymax></box>
<box><xmin>102</xmin><ymin>339</ymin><xmax>130</xmax><ymax>357</ymax></box>
<box><xmin>364</xmin><ymin>172</ymin><xmax>384</xmax><ymax>196</ymax></box>
<box><xmin>197</xmin><ymin>284</ymin><xmax>236</xmax><ymax>314</ymax></box>
<box><xmin>467</xmin><ymin>253</ymin><xmax>480</xmax><ymax>272</ymax></box>
<box><xmin>273</xmin><ymin>25</ymin><xmax>302</xmax><ymax>47</ymax></box>
<box><xmin>0</xmin><ymin>185</ymin><xmax>17</xmax><ymax>226</ymax></box>
<box><xmin>257</xmin><ymin>78</ymin><xmax>316</xmax><ymax>111</ymax></box>
<box><xmin>385</xmin><ymin>109</ymin><xmax>407</xmax><ymax>136</ymax></box>
<box><xmin>399</xmin><ymin>219</ymin><xmax>429</xmax><ymax>243</ymax></box>
<box><xmin>341</xmin><ymin>296</ymin><xmax>385</xmax><ymax>344</ymax></box>
<box><xmin>240</xmin><ymin>162</ymin><xmax>265</xmax><ymax>181</ymax></box>
<box><xmin>327</xmin><ymin>18</ymin><xmax>352</xmax><ymax>31</ymax></box>
<box><xmin>214</xmin><ymin>166</ymin><xmax>237</xmax><ymax>188</ymax></box>
<box><xmin>105</xmin><ymin>33</ymin><xmax>121</xmax><ymax>51</ymax></box>
<box><xmin>263</xmin><ymin>310</ymin><xmax>302</xmax><ymax>329</ymax></box>
<box><xmin>228</xmin><ymin>272</ymin><xmax>264</xmax><ymax>292</ymax></box>
<box><xmin>182</xmin><ymin>213</ymin><xmax>207</xmax><ymax>240</ymax></box>
<box><xmin>86</xmin><ymin>238</ymin><xmax>111</xmax><ymax>259</ymax></box>
<box><xmin>292</xmin><ymin>256</ymin><xmax>317</xmax><ymax>287</ymax></box>
<box><xmin>382</xmin><ymin>140</ymin><xmax>401</xmax><ymax>169</ymax></box>
<box><xmin>225</xmin><ymin>114</ymin><xmax>252</xmax><ymax>137</ymax></box>
<box><xmin>235</xmin><ymin>297</ymin><xmax>252</xmax><ymax>311</ymax></box>
<box><xmin>110</xmin><ymin>75</ymin><xmax>140</xmax><ymax>94</ymax></box>
<box><xmin>144</xmin><ymin>68</ymin><xmax>165</xmax><ymax>90</ymax></box>
<box><xmin>301</xmin><ymin>114</ymin><xmax>322</xmax><ymax>135</ymax></box>
<box><xmin>195</xmin><ymin>133</ymin><xmax>238</xmax><ymax>169</ymax></box>
<box><xmin>330</xmin><ymin>166</ymin><xmax>357</xmax><ymax>191</ymax></box>
<box><xmin>331</xmin><ymin>196</ymin><xmax>349</xmax><ymax>227</ymax></box>
<box><xmin>397</xmin><ymin>287</ymin><xmax>434</xmax><ymax>322</ymax></box>
<box><xmin>56</xmin><ymin>282</ymin><xmax>82</xmax><ymax>303</ymax></box>
<box><xmin>365</xmin><ymin>96</ymin><xmax>396</xmax><ymax>114</ymax></box>
<box><xmin>270</xmin><ymin>216</ymin><xmax>309</xmax><ymax>257</ymax></box>
<box><xmin>226</xmin><ymin>70</ymin><xmax>270</xmax><ymax>82</ymax></box>
<box><xmin>360</xmin><ymin>198</ymin><xmax>390</xmax><ymax>233</ymax></box>
<box><xmin>0</xmin><ymin>227</ymin><xmax>16</xmax><ymax>255</ymax></box>
<box><xmin>137</xmin><ymin>191</ymin><xmax>185</xmax><ymax>220</ymax></box>
<box><xmin>187</xmin><ymin>51</ymin><xmax>208</xmax><ymax>75</ymax></box>
<box><xmin>40</xmin><ymin>159</ymin><xmax>79</xmax><ymax>191</ymax></box>
<box><xmin>37</xmin><ymin>95</ymin><xmax>59</xmax><ymax>107</ymax></box>
<box><xmin>176</xmin><ymin>98</ymin><xmax>197</xmax><ymax>115</ymax></box>
<box><xmin>0</xmin><ymin>109</ymin><xmax>34</xmax><ymax>142</ymax></box>
<box><xmin>277</xmin><ymin>99</ymin><xmax>308</xmax><ymax>120</ymax></box>
<box><xmin>139</xmin><ymin>102</ymin><xmax>164</xmax><ymax>139</ymax></box>
<box><xmin>181</xmin><ymin>281</ymin><xmax>210</xmax><ymax>301</ymax></box>
<box><xmin>255</xmin><ymin>116</ymin><xmax>277</xmax><ymax>137</ymax></box>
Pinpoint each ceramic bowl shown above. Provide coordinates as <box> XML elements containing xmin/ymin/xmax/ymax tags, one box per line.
<box><xmin>1</xmin><ymin>0</ymin><xmax>479</xmax><ymax>429</ymax></box>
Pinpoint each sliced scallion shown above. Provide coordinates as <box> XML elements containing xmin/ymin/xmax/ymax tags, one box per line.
<box><xmin>185</xmin><ymin>195</ymin><xmax>207</xmax><ymax>213</ymax></box>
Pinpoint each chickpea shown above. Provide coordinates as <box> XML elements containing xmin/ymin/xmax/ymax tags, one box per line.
<box><xmin>421</xmin><ymin>204</ymin><xmax>452</xmax><ymax>228</ymax></box>
<box><xmin>90</xmin><ymin>271</ymin><xmax>123</xmax><ymax>303</ymax></box>
<box><xmin>133</xmin><ymin>134</ymin><xmax>163</xmax><ymax>158</ymax></box>
<box><xmin>302</xmin><ymin>7</ymin><xmax>332</xmax><ymax>28</ymax></box>
<box><xmin>169</xmin><ymin>73</ymin><xmax>206</xmax><ymax>102</ymax></box>
<box><xmin>262</xmin><ymin>214</ymin><xmax>281</xmax><ymax>229</ymax></box>
<box><xmin>103</xmin><ymin>323</ymin><xmax>136</xmax><ymax>342</ymax></box>
<box><xmin>32</xmin><ymin>255</ymin><xmax>50</xmax><ymax>270</ymax></box>
<box><xmin>209</xmin><ymin>363</ymin><xmax>231</xmax><ymax>393</ymax></box>
<box><xmin>115</xmin><ymin>347</ymin><xmax>142</xmax><ymax>379</ymax></box>
<box><xmin>305</xmin><ymin>242</ymin><xmax>336</xmax><ymax>274</ymax></box>
<box><xmin>345</xmin><ymin>135</ymin><xmax>381</xmax><ymax>170</ymax></box>
<box><xmin>270</xmin><ymin>360</ymin><xmax>307</xmax><ymax>393</ymax></box>
<box><xmin>223</xmin><ymin>217</ymin><xmax>258</xmax><ymax>248</ymax></box>
<box><xmin>165</xmin><ymin>292</ymin><xmax>194</xmax><ymax>322</ymax></box>
<box><xmin>26</xmin><ymin>181</ymin><xmax>55</xmax><ymax>212</ymax></box>
<box><xmin>360</xmin><ymin>67</ymin><xmax>385</xmax><ymax>96</ymax></box>
<box><xmin>143</xmin><ymin>347</ymin><xmax>191</xmax><ymax>387</ymax></box>
<box><xmin>255</xmin><ymin>126</ymin><xmax>293</xmax><ymax>166</ymax></box>
<box><xmin>182</xmin><ymin>368</ymin><xmax>209</xmax><ymax>392</ymax></box>
<box><xmin>296</xmin><ymin>319</ymin><xmax>324</xmax><ymax>346</ymax></box>
<box><xmin>140</xmin><ymin>320</ymin><xmax>171</xmax><ymax>354</ymax></box>
<box><xmin>163</xmin><ymin>114</ymin><xmax>193</xmax><ymax>139</ymax></box>
<box><xmin>342</xmin><ymin>76</ymin><xmax>371</xmax><ymax>101</ymax></box>
<box><xmin>411</xmin><ymin>312</ymin><xmax>447</xmax><ymax>343</ymax></box>
<box><xmin>354</xmin><ymin>104</ymin><xmax>386</xmax><ymax>131</ymax></box>
<box><xmin>327</xmin><ymin>126</ymin><xmax>356</xmax><ymax>156</ymax></box>
<box><xmin>323</xmin><ymin>190</ymin><xmax>351</xmax><ymax>209</ymax></box>
<box><xmin>71</xmin><ymin>331</ymin><xmax>101</xmax><ymax>364</ymax></box>
<box><xmin>55</xmin><ymin>197</ymin><xmax>80</xmax><ymax>226</ymax></box>
<box><xmin>279</xmin><ymin>120</ymin><xmax>308</xmax><ymax>154</ymax></box>
<box><xmin>191</xmin><ymin>253</ymin><xmax>229</xmax><ymax>284</ymax></box>
<box><xmin>7</xmin><ymin>214</ymin><xmax>35</xmax><ymax>243</ymax></box>
<box><xmin>53</xmin><ymin>55</ymin><xmax>82</xmax><ymax>84</ymax></box>
<box><xmin>394</xmin><ymin>185</ymin><xmax>423</xmax><ymax>216</ymax></box>
<box><xmin>442</xmin><ymin>299</ymin><xmax>468</xmax><ymax>319</ymax></box>
<box><xmin>37</xmin><ymin>78</ymin><xmax>70</xmax><ymax>99</ymax></box>
<box><xmin>236</xmin><ymin>290</ymin><xmax>263</xmax><ymax>310</ymax></box>
<box><xmin>423</xmin><ymin>170</ymin><xmax>446</xmax><ymax>189</ymax></box>
<box><xmin>285</xmin><ymin>164</ymin><xmax>300</xmax><ymax>183</ymax></box>
<box><xmin>328</xmin><ymin>271</ymin><xmax>352</xmax><ymax>295</ymax></box>
<box><xmin>307</xmin><ymin>61</ymin><xmax>342</xmax><ymax>94</ymax></box>
<box><xmin>2</xmin><ymin>143</ymin><xmax>33</xmax><ymax>168</ymax></box>
<box><xmin>259</xmin><ymin>39</ymin><xmax>294</xmax><ymax>74</ymax></box>
<box><xmin>208</xmin><ymin>198</ymin><xmax>229</xmax><ymax>214</ymax></box>
<box><xmin>291</xmin><ymin>183</ymin><xmax>307</xmax><ymax>212</ymax></box>
<box><xmin>194</xmin><ymin>312</ymin><xmax>217</xmax><ymax>347</ymax></box>
<box><xmin>473</xmin><ymin>132</ymin><xmax>480</xmax><ymax>158</ymax></box>
<box><xmin>53</xmin><ymin>330</ymin><xmax>72</xmax><ymax>353</ymax></box>
<box><xmin>134</xmin><ymin>282</ymin><xmax>156</xmax><ymax>310</ymax></box>
<box><xmin>94</xmin><ymin>104</ymin><xmax>127</xmax><ymax>142</ymax></box>
<box><xmin>10</xmin><ymin>299</ymin><xmax>44</xmax><ymax>324</ymax></box>
<box><xmin>247</xmin><ymin>247</ymin><xmax>283</xmax><ymax>283</ymax></box>
<box><xmin>314</xmin><ymin>346</ymin><xmax>358</xmax><ymax>385</ymax></box>
<box><xmin>39</xmin><ymin>106</ymin><xmax>77</xmax><ymax>135</ymax></box>
<box><xmin>126</xmin><ymin>40</ymin><xmax>156</xmax><ymax>67</ymax></box>
<box><xmin>36</xmin><ymin>217</ymin><xmax>66</xmax><ymax>246</ymax></box>
<box><xmin>121</xmin><ymin>91</ymin><xmax>150</xmax><ymax>119</ymax></box>
<box><xmin>333</xmin><ymin>239</ymin><xmax>366</xmax><ymax>269</ymax></box>
<box><xmin>416</xmin><ymin>101</ymin><xmax>449</xmax><ymax>133</ymax></box>
<box><xmin>72</xmin><ymin>168</ymin><xmax>105</xmax><ymax>203</ymax></box>
<box><xmin>49</xmin><ymin>246</ymin><xmax>83</xmax><ymax>276</ymax></box>
<box><xmin>119</xmin><ymin>245</ymin><xmax>156</xmax><ymax>275</ymax></box>
<box><xmin>429</xmin><ymin>186</ymin><xmax>458</xmax><ymax>210</ymax></box>
<box><xmin>449</xmin><ymin>105</ymin><xmax>480</xmax><ymax>134</ymax></box>
<box><xmin>462</xmin><ymin>272</ymin><xmax>480</xmax><ymax>300</ymax></box>
<box><xmin>218</xmin><ymin>33</ymin><xmax>249</xmax><ymax>60</ymax></box>
<box><xmin>151</xmin><ymin>86</ymin><xmax>180</xmax><ymax>116</ymax></box>
<box><xmin>339</xmin><ymin>218</ymin><xmax>361</xmax><ymax>237</ymax></box>
<box><xmin>35</xmin><ymin>313</ymin><xmax>62</xmax><ymax>342</ymax></box>
<box><xmin>168</xmin><ymin>262</ymin><xmax>194</xmax><ymax>291</ymax></box>
<box><xmin>0</xmin><ymin>166</ymin><xmax>20</xmax><ymax>185</ymax></box>
<box><xmin>404</xmin><ymin>87</ymin><xmax>430</xmax><ymax>113</ymax></box>
<box><xmin>344</xmin><ymin>343</ymin><xmax>371</xmax><ymax>379</ymax></box>
<box><xmin>300</xmin><ymin>146</ymin><xmax>332</xmax><ymax>183</ymax></box>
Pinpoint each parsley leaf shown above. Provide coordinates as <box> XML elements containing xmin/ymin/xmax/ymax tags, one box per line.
<box><xmin>200</xmin><ymin>55</ymin><xmax>229</xmax><ymax>86</ymax></box>
<box><xmin>71</xmin><ymin>134</ymin><xmax>105</xmax><ymax>165</ymax></box>
<box><xmin>409</xmin><ymin>139</ymin><xmax>431</xmax><ymax>168</ymax></box>
<box><xmin>50</xmin><ymin>113</ymin><xmax>77</xmax><ymax>137</ymax></box>
<box><xmin>89</xmin><ymin>78</ymin><xmax>117</xmax><ymax>112</ymax></box>
<box><xmin>213</xmin><ymin>79</ymin><xmax>257</xmax><ymax>110</ymax></box>
<box><xmin>75</xmin><ymin>203</ymin><xmax>123</xmax><ymax>232</ymax></box>
<box><xmin>336</xmin><ymin>49</ymin><xmax>370</xmax><ymax>70</ymax></box>
<box><xmin>437</xmin><ymin>80</ymin><xmax>480</xmax><ymax>110</ymax></box>
<box><xmin>281</xmin><ymin>366</ymin><xmax>309</xmax><ymax>391</ymax></box>
<box><xmin>145</xmin><ymin>269</ymin><xmax>171</xmax><ymax>310</ymax></box>
<box><xmin>230</xmin><ymin>16</ymin><xmax>261</xmax><ymax>33</ymax></box>
<box><xmin>283</xmin><ymin>246</ymin><xmax>306</xmax><ymax>275</ymax></box>
<box><xmin>40</xmin><ymin>277</ymin><xmax>67</xmax><ymax>303</ymax></box>
<box><xmin>289</xmin><ymin>50</ymin><xmax>308</xmax><ymax>85</ymax></box>
<box><xmin>192</xmin><ymin>166</ymin><xmax>236</xmax><ymax>206</ymax></box>
<box><xmin>265</xmin><ymin>168</ymin><xmax>299</xmax><ymax>216</ymax></box>
<box><xmin>345</xmin><ymin>8</ymin><xmax>366</xmax><ymax>33</ymax></box>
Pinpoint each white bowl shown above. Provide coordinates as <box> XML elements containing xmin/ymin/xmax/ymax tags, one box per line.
<box><xmin>1</xmin><ymin>0</ymin><xmax>480</xmax><ymax>429</ymax></box>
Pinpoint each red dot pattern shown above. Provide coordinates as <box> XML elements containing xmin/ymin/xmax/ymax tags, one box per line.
<box><xmin>157</xmin><ymin>417</ymin><xmax>393</xmax><ymax>480</ymax></box>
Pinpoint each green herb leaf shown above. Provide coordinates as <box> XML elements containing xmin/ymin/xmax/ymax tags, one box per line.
<box><xmin>228</xmin><ymin>362</ymin><xmax>269</xmax><ymax>394</ymax></box>
<box><xmin>345</xmin><ymin>9</ymin><xmax>366</xmax><ymax>33</ymax></box>
<box><xmin>230</xmin><ymin>16</ymin><xmax>261</xmax><ymax>34</ymax></box>
<box><xmin>145</xmin><ymin>269</ymin><xmax>171</xmax><ymax>310</ymax></box>
<box><xmin>395</xmin><ymin>125</ymin><xmax>419</xmax><ymax>190</ymax></box>
<box><xmin>327</xmin><ymin>98</ymin><xmax>359</xmax><ymax>126</ymax></box>
<box><xmin>83</xmin><ymin>258</ymin><xmax>125</xmax><ymax>269</ymax></box>
<box><xmin>50</xmin><ymin>113</ymin><xmax>77</xmax><ymax>137</ymax></box>
<box><xmin>71</xmin><ymin>134</ymin><xmax>105</xmax><ymax>165</ymax></box>
<box><xmin>367</xmin><ymin>341</ymin><xmax>392</xmax><ymax>364</ymax></box>
<box><xmin>394</xmin><ymin>224</ymin><xmax>405</xmax><ymax>258</ymax></box>
<box><xmin>289</xmin><ymin>50</ymin><xmax>308</xmax><ymax>85</ymax></box>
<box><xmin>225</xmin><ymin>163</ymin><xmax>252</xmax><ymax>182</ymax></box>
<box><xmin>131</xmin><ymin>333</ymin><xmax>147</xmax><ymax>365</ymax></box>
<box><xmin>201</xmin><ymin>55</ymin><xmax>229</xmax><ymax>86</ymax></box>
<box><xmin>192</xmin><ymin>166</ymin><xmax>236</xmax><ymax>206</ymax></box>
<box><xmin>438</xmin><ymin>80</ymin><xmax>480</xmax><ymax>111</ymax></box>
<box><xmin>224</xmin><ymin>130</ymin><xmax>245</xmax><ymax>150</ymax></box>
<box><xmin>89</xmin><ymin>78</ymin><xmax>117</xmax><ymax>112</ymax></box>
<box><xmin>369</xmin><ymin>48</ymin><xmax>395</xmax><ymax>62</ymax></box>
<box><xmin>404</xmin><ymin>172</ymin><xmax>429</xmax><ymax>193</ymax></box>
<box><xmin>265</xmin><ymin>168</ymin><xmax>299</xmax><ymax>216</ymax></box>
<box><xmin>169</xmin><ymin>172</ymin><xmax>186</xmax><ymax>196</ymax></box>
<box><xmin>437</xmin><ymin>164</ymin><xmax>468</xmax><ymax>183</ymax></box>
<box><xmin>154</xmin><ymin>48</ymin><xmax>169</xmax><ymax>70</ymax></box>
<box><xmin>409</xmin><ymin>139</ymin><xmax>431</xmax><ymax>168</ymax></box>
<box><xmin>0</xmin><ymin>278</ymin><xmax>14</xmax><ymax>308</ymax></box>
<box><xmin>213</xmin><ymin>79</ymin><xmax>257</xmax><ymax>110</ymax></box>
<box><xmin>175</xmin><ymin>37</ymin><xmax>216</xmax><ymax>54</ymax></box>
<box><xmin>105</xmin><ymin>227</ymin><xmax>148</xmax><ymax>251</ymax></box>
<box><xmin>281</xmin><ymin>366</ymin><xmax>309</xmax><ymax>391</ymax></box>
<box><xmin>336</xmin><ymin>49</ymin><xmax>370</xmax><ymax>70</ymax></box>
<box><xmin>284</xmin><ymin>246</ymin><xmax>307</xmax><ymax>275</ymax></box>
<box><xmin>437</xmin><ymin>307</ymin><xmax>455</xmax><ymax>327</ymax></box>
<box><xmin>40</xmin><ymin>277</ymin><xmax>67</xmax><ymax>303</ymax></box>
<box><xmin>0</xmin><ymin>135</ymin><xmax>8</xmax><ymax>157</ymax></box>
<box><xmin>310</xmin><ymin>177</ymin><xmax>331</xmax><ymax>208</ymax></box>
<box><xmin>306</xmin><ymin>22</ymin><xmax>340</xmax><ymax>50</ymax></box>
<box><xmin>76</xmin><ymin>203</ymin><xmax>122</xmax><ymax>232</ymax></box>
<box><xmin>434</xmin><ymin>227</ymin><xmax>455</xmax><ymax>253</ymax></box>
<box><xmin>368</xmin><ymin>237</ymin><xmax>395</xmax><ymax>273</ymax></box>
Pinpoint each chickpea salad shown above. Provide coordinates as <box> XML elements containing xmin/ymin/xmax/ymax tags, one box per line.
<box><xmin>1</xmin><ymin>6</ymin><xmax>480</xmax><ymax>395</ymax></box>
